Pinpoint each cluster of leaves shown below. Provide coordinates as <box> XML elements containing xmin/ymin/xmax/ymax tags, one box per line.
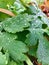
<box><xmin>0</xmin><ymin>0</ymin><xmax>49</xmax><ymax>65</ymax></box>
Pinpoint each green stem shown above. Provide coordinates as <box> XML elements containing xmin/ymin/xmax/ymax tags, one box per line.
<box><xmin>25</xmin><ymin>56</ymin><xmax>33</xmax><ymax>65</ymax></box>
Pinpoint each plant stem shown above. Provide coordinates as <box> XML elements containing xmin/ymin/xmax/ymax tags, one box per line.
<box><xmin>25</xmin><ymin>56</ymin><xmax>33</xmax><ymax>65</ymax></box>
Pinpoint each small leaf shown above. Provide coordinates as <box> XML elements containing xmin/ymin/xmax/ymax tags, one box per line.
<box><xmin>0</xmin><ymin>52</ymin><xmax>9</xmax><ymax>65</ymax></box>
<box><xmin>13</xmin><ymin>0</ymin><xmax>26</xmax><ymax>14</ymax></box>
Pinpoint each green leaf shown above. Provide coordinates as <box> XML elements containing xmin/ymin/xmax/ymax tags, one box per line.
<box><xmin>0</xmin><ymin>52</ymin><xmax>9</xmax><ymax>65</ymax></box>
<box><xmin>25</xmin><ymin>6</ymin><xmax>49</xmax><ymax>46</ymax></box>
<box><xmin>27</xmin><ymin>5</ymin><xmax>49</xmax><ymax>27</ymax></box>
<box><xmin>0</xmin><ymin>32</ymin><xmax>28</xmax><ymax>61</ymax></box>
<box><xmin>25</xmin><ymin>28</ymin><xmax>44</xmax><ymax>46</ymax></box>
<box><xmin>36</xmin><ymin>12</ymin><xmax>49</xmax><ymax>27</ymax></box>
<box><xmin>42</xmin><ymin>62</ymin><xmax>48</xmax><ymax>65</ymax></box>
<box><xmin>17</xmin><ymin>61</ymin><xmax>24</xmax><ymax>65</ymax></box>
<box><xmin>0</xmin><ymin>0</ymin><xmax>16</xmax><ymax>8</ymax></box>
<box><xmin>2</xmin><ymin>14</ymin><xmax>30</xmax><ymax>33</ymax></box>
<box><xmin>8</xmin><ymin>60</ymin><xmax>24</xmax><ymax>65</ymax></box>
<box><xmin>0</xmin><ymin>13</ymin><xmax>10</xmax><ymax>21</ymax></box>
<box><xmin>27</xmin><ymin>5</ymin><xmax>38</xmax><ymax>15</ymax></box>
<box><xmin>13</xmin><ymin>0</ymin><xmax>26</xmax><ymax>14</ymax></box>
<box><xmin>25</xmin><ymin>12</ymin><xmax>44</xmax><ymax>46</ymax></box>
<box><xmin>37</xmin><ymin>37</ymin><xmax>49</xmax><ymax>65</ymax></box>
<box><xmin>30</xmin><ymin>17</ymin><xmax>43</xmax><ymax>28</ymax></box>
<box><xmin>28</xmin><ymin>45</ymin><xmax>37</xmax><ymax>57</ymax></box>
<box><xmin>8</xmin><ymin>60</ymin><xmax>17</xmax><ymax>65</ymax></box>
<box><xmin>0</xmin><ymin>32</ymin><xmax>17</xmax><ymax>40</ymax></box>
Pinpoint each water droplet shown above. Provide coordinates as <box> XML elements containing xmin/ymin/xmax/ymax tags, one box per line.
<box><xmin>8</xmin><ymin>38</ymin><xmax>9</xmax><ymax>40</ymax></box>
<box><xmin>24</xmin><ymin>23</ymin><xmax>27</xmax><ymax>26</ymax></box>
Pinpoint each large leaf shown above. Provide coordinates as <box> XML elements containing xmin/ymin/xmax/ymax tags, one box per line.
<box><xmin>25</xmin><ymin>4</ymin><xmax>49</xmax><ymax>46</ymax></box>
<box><xmin>0</xmin><ymin>32</ymin><xmax>28</xmax><ymax>61</ymax></box>
<box><xmin>25</xmin><ymin>16</ymin><xmax>44</xmax><ymax>46</ymax></box>
<box><xmin>2</xmin><ymin>14</ymin><xmax>31</xmax><ymax>33</ymax></box>
<box><xmin>37</xmin><ymin>37</ymin><xmax>49</xmax><ymax>65</ymax></box>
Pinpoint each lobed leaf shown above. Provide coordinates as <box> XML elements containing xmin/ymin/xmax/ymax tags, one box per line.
<box><xmin>0</xmin><ymin>32</ymin><xmax>28</xmax><ymax>61</ymax></box>
<box><xmin>2</xmin><ymin>14</ymin><xmax>31</xmax><ymax>33</ymax></box>
<box><xmin>37</xmin><ymin>37</ymin><xmax>49</xmax><ymax>65</ymax></box>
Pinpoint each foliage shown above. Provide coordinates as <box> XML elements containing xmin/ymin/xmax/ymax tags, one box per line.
<box><xmin>0</xmin><ymin>0</ymin><xmax>49</xmax><ymax>65</ymax></box>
